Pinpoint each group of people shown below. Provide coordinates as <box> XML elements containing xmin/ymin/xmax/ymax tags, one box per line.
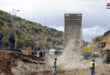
<box><xmin>52</xmin><ymin>58</ymin><xmax>95</xmax><ymax>75</ymax></box>
<box><xmin>0</xmin><ymin>31</ymin><xmax>15</xmax><ymax>50</ymax></box>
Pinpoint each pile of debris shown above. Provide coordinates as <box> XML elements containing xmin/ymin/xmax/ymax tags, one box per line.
<box><xmin>0</xmin><ymin>50</ymin><xmax>46</xmax><ymax>75</ymax></box>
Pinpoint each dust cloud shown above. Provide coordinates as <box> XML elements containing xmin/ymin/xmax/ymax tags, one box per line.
<box><xmin>56</xmin><ymin>39</ymin><xmax>104</xmax><ymax>70</ymax></box>
<box><xmin>57</xmin><ymin>39</ymin><xmax>88</xmax><ymax>70</ymax></box>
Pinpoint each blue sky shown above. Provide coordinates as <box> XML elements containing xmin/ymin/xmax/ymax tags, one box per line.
<box><xmin>0</xmin><ymin>0</ymin><xmax>110</xmax><ymax>42</ymax></box>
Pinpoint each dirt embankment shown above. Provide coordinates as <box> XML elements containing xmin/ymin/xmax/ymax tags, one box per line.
<box><xmin>0</xmin><ymin>50</ymin><xmax>46</xmax><ymax>75</ymax></box>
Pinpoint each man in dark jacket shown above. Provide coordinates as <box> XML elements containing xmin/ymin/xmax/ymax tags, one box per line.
<box><xmin>9</xmin><ymin>33</ymin><xmax>15</xmax><ymax>49</ymax></box>
<box><xmin>0</xmin><ymin>31</ymin><xmax>3</xmax><ymax>49</ymax></box>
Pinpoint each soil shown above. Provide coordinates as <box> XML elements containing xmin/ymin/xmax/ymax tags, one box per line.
<box><xmin>0</xmin><ymin>50</ymin><xmax>110</xmax><ymax>75</ymax></box>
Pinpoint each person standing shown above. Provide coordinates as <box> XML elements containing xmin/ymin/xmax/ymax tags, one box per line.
<box><xmin>9</xmin><ymin>33</ymin><xmax>15</xmax><ymax>49</ymax></box>
<box><xmin>52</xmin><ymin>58</ymin><xmax>57</xmax><ymax>75</ymax></box>
<box><xmin>90</xmin><ymin>59</ymin><xmax>95</xmax><ymax>75</ymax></box>
<box><xmin>0</xmin><ymin>31</ymin><xmax>3</xmax><ymax>49</ymax></box>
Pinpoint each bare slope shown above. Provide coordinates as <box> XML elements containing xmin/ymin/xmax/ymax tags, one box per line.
<box><xmin>0</xmin><ymin>50</ymin><xmax>47</xmax><ymax>75</ymax></box>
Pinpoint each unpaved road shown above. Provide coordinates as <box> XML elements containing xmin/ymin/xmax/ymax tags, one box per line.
<box><xmin>38</xmin><ymin>65</ymin><xmax>110</xmax><ymax>75</ymax></box>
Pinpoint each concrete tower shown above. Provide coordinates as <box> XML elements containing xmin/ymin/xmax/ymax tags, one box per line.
<box><xmin>64</xmin><ymin>13</ymin><xmax>82</xmax><ymax>51</ymax></box>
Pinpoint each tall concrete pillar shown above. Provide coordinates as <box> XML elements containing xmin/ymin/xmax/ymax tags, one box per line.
<box><xmin>64</xmin><ymin>13</ymin><xmax>82</xmax><ymax>51</ymax></box>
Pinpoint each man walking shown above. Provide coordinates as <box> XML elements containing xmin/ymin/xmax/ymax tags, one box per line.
<box><xmin>0</xmin><ymin>31</ymin><xmax>3</xmax><ymax>49</ymax></box>
<box><xmin>52</xmin><ymin>58</ymin><xmax>57</xmax><ymax>75</ymax></box>
<box><xmin>90</xmin><ymin>59</ymin><xmax>95</xmax><ymax>75</ymax></box>
<box><xmin>9</xmin><ymin>33</ymin><xmax>15</xmax><ymax>49</ymax></box>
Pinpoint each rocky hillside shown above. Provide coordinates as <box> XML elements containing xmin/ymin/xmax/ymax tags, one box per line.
<box><xmin>0</xmin><ymin>10</ymin><xmax>63</xmax><ymax>51</ymax></box>
<box><xmin>92</xmin><ymin>30</ymin><xmax>110</xmax><ymax>44</ymax></box>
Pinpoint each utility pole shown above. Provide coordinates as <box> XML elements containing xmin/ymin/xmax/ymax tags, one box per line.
<box><xmin>13</xmin><ymin>9</ymin><xmax>20</xmax><ymax>49</ymax></box>
<box><xmin>32</xmin><ymin>27</ymin><xmax>35</xmax><ymax>52</ymax></box>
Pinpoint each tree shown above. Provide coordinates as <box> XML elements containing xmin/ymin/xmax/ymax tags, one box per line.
<box><xmin>0</xmin><ymin>19</ymin><xmax>4</xmax><ymax>26</ymax></box>
<box><xmin>104</xmin><ymin>30</ymin><xmax>110</xmax><ymax>36</ymax></box>
<box><xmin>92</xmin><ymin>35</ymin><xmax>104</xmax><ymax>44</ymax></box>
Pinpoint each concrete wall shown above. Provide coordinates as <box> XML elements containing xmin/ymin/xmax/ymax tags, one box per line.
<box><xmin>64</xmin><ymin>14</ymin><xmax>82</xmax><ymax>51</ymax></box>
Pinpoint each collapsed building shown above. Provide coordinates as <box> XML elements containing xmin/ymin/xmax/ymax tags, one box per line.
<box><xmin>64</xmin><ymin>13</ymin><xmax>82</xmax><ymax>51</ymax></box>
